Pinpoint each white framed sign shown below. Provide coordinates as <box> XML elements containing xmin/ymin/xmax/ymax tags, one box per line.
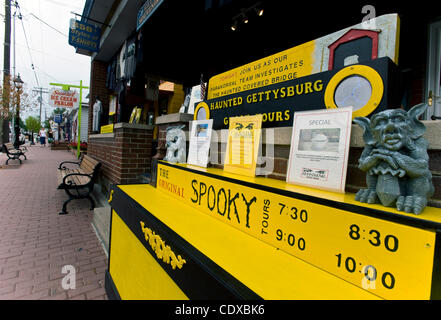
<box><xmin>286</xmin><ymin>107</ymin><xmax>353</xmax><ymax>193</ymax></box>
<box><xmin>187</xmin><ymin>119</ymin><xmax>213</xmax><ymax>168</ymax></box>
<box><xmin>49</xmin><ymin>88</ymin><xmax>79</xmax><ymax>108</ymax></box>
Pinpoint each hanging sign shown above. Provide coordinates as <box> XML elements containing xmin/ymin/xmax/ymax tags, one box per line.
<box><xmin>137</xmin><ymin>0</ymin><xmax>164</xmax><ymax>31</ymax></box>
<box><xmin>68</xmin><ymin>19</ymin><xmax>101</xmax><ymax>53</ymax></box>
<box><xmin>49</xmin><ymin>88</ymin><xmax>79</xmax><ymax>108</ymax></box>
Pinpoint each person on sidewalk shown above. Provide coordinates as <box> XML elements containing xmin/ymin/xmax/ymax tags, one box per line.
<box><xmin>39</xmin><ymin>128</ymin><xmax>47</xmax><ymax>147</ymax></box>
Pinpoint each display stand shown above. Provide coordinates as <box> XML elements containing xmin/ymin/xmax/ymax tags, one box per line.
<box><xmin>105</xmin><ymin>161</ymin><xmax>441</xmax><ymax>300</ymax></box>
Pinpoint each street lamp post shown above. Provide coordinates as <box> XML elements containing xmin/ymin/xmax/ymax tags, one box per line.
<box><xmin>13</xmin><ymin>73</ymin><xmax>23</xmax><ymax>148</ymax></box>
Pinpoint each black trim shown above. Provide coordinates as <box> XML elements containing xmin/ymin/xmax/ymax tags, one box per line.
<box><xmin>107</xmin><ymin>186</ymin><xmax>115</xmax><ymax>276</ymax></box>
<box><xmin>105</xmin><ymin>270</ymin><xmax>121</xmax><ymax>300</ymax></box>
<box><xmin>159</xmin><ymin>161</ymin><xmax>441</xmax><ymax>231</ymax></box>
<box><xmin>109</xmin><ymin>185</ymin><xmax>262</xmax><ymax>300</ymax></box>
<box><xmin>431</xmin><ymin>233</ymin><xmax>441</xmax><ymax>300</ymax></box>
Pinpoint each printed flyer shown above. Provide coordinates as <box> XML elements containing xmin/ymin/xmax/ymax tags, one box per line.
<box><xmin>286</xmin><ymin>107</ymin><xmax>352</xmax><ymax>192</ymax></box>
<box><xmin>187</xmin><ymin>119</ymin><xmax>213</xmax><ymax>168</ymax></box>
<box><xmin>224</xmin><ymin>115</ymin><xmax>263</xmax><ymax>177</ymax></box>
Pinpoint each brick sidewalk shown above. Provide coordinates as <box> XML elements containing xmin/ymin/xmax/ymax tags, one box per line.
<box><xmin>0</xmin><ymin>145</ymin><xmax>108</xmax><ymax>300</ymax></box>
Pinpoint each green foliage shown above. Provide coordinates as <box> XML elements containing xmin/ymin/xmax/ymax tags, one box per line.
<box><xmin>53</xmin><ymin>107</ymin><xmax>66</xmax><ymax>115</ymax></box>
<box><xmin>25</xmin><ymin>116</ymin><xmax>41</xmax><ymax>133</ymax></box>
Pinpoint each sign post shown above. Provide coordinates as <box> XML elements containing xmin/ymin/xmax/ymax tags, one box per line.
<box><xmin>49</xmin><ymin>81</ymin><xmax>89</xmax><ymax>158</ymax></box>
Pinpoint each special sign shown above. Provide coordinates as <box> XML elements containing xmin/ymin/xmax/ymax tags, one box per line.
<box><xmin>49</xmin><ymin>88</ymin><xmax>79</xmax><ymax>108</ymax></box>
<box><xmin>157</xmin><ymin>162</ymin><xmax>437</xmax><ymax>300</ymax></box>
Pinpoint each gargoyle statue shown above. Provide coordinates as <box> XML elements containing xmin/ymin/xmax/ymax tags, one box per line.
<box><xmin>163</xmin><ymin>125</ymin><xmax>186</xmax><ymax>164</ymax></box>
<box><xmin>353</xmin><ymin>103</ymin><xmax>434</xmax><ymax>214</ymax></box>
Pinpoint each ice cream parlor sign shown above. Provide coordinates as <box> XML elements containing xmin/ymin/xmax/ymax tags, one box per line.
<box><xmin>49</xmin><ymin>88</ymin><xmax>79</xmax><ymax>108</ymax></box>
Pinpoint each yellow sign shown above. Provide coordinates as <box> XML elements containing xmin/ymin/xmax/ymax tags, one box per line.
<box><xmin>207</xmin><ymin>14</ymin><xmax>400</xmax><ymax>100</ymax></box>
<box><xmin>129</xmin><ymin>107</ymin><xmax>142</xmax><ymax>124</ymax></box>
<box><xmin>100</xmin><ymin>124</ymin><xmax>114</xmax><ymax>134</ymax></box>
<box><xmin>157</xmin><ymin>163</ymin><xmax>436</xmax><ymax>299</ymax></box>
<box><xmin>208</xmin><ymin>41</ymin><xmax>315</xmax><ymax>99</ymax></box>
<box><xmin>223</xmin><ymin>115</ymin><xmax>263</xmax><ymax>177</ymax></box>
<box><xmin>109</xmin><ymin>211</ymin><xmax>188</xmax><ymax>299</ymax></box>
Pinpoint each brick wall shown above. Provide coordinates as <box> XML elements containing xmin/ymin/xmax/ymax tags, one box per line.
<box><xmin>88</xmin><ymin>124</ymin><xmax>154</xmax><ymax>194</ymax></box>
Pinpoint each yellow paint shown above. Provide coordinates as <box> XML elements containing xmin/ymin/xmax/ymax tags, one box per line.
<box><xmin>109</xmin><ymin>211</ymin><xmax>188</xmax><ymax>300</ymax></box>
<box><xmin>119</xmin><ymin>184</ymin><xmax>380</xmax><ymax>300</ymax></box>
<box><xmin>167</xmin><ymin>83</ymin><xmax>185</xmax><ymax>114</ymax></box>
<box><xmin>324</xmin><ymin>64</ymin><xmax>384</xmax><ymax>118</ymax></box>
<box><xmin>223</xmin><ymin>114</ymin><xmax>262</xmax><ymax>177</ymax></box>
<box><xmin>193</xmin><ymin>102</ymin><xmax>210</xmax><ymax>121</ymax></box>
<box><xmin>140</xmin><ymin>221</ymin><xmax>186</xmax><ymax>270</ymax></box>
<box><xmin>156</xmin><ymin>163</ymin><xmax>436</xmax><ymax>299</ymax></box>
<box><xmin>208</xmin><ymin>40</ymin><xmax>315</xmax><ymax>99</ymax></box>
<box><xmin>394</xmin><ymin>15</ymin><xmax>401</xmax><ymax>65</ymax></box>
<box><xmin>108</xmin><ymin>190</ymin><xmax>114</xmax><ymax>203</ymax></box>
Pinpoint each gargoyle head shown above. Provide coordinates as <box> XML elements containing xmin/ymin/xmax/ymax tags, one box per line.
<box><xmin>354</xmin><ymin>103</ymin><xmax>428</xmax><ymax>151</ymax></box>
<box><xmin>165</xmin><ymin>125</ymin><xmax>185</xmax><ymax>148</ymax></box>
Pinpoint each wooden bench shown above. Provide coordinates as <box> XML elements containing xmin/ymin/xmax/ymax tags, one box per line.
<box><xmin>1</xmin><ymin>142</ymin><xmax>27</xmax><ymax>165</ymax></box>
<box><xmin>57</xmin><ymin>154</ymin><xmax>101</xmax><ymax>215</ymax></box>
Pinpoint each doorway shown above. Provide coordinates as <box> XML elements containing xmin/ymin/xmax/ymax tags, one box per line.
<box><xmin>426</xmin><ymin>20</ymin><xmax>441</xmax><ymax>119</ymax></box>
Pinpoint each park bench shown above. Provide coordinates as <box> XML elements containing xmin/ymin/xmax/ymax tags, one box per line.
<box><xmin>1</xmin><ymin>142</ymin><xmax>27</xmax><ymax>165</ymax></box>
<box><xmin>57</xmin><ymin>154</ymin><xmax>101</xmax><ymax>215</ymax></box>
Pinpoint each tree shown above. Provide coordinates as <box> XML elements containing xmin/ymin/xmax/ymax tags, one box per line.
<box><xmin>53</xmin><ymin>107</ymin><xmax>66</xmax><ymax>115</ymax></box>
<box><xmin>25</xmin><ymin>116</ymin><xmax>40</xmax><ymax>144</ymax></box>
<box><xmin>0</xmin><ymin>76</ymin><xmax>37</xmax><ymax>143</ymax></box>
<box><xmin>25</xmin><ymin>116</ymin><xmax>40</xmax><ymax>133</ymax></box>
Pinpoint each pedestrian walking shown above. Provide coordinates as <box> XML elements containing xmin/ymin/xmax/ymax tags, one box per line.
<box><xmin>39</xmin><ymin>127</ymin><xmax>47</xmax><ymax>147</ymax></box>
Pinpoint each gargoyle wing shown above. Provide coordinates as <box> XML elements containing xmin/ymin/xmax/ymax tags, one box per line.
<box><xmin>353</xmin><ymin>117</ymin><xmax>375</xmax><ymax>146</ymax></box>
<box><xmin>407</xmin><ymin>103</ymin><xmax>428</xmax><ymax>140</ymax></box>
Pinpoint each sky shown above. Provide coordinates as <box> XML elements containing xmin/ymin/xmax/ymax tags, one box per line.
<box><xmin>0</xmin><ymin>0</ymin><xmax>91</xmax><ymax>121</ymax></box>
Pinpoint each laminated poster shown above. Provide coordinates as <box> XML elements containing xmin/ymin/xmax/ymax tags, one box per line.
<box><xmin>224</xmin><ymin>114</ymin><xmax>263</xmax><ymax>177</ymax></box>
<box><xmin>286</xmin><ymin>107</ymin><xmax>353</xmax><ymax>193</ymax></box>
<box><xmin>187</xmin><ymin>119</ymin><xmax>213</xmax><ymax>168</ymax></box>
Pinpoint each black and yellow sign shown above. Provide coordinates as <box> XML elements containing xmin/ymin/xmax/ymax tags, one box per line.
<box><xmin>156</xmin><ymin>162</ymin><xmax>438</xmax><ymax>299</ymax></box>
<box><xmin>108</xmin><ymin>185</ymin><xmax>261</xmax><ymax>300</ymax></box>
<box><xmin>196</xmin><ymin>57</ymin><xmax>398</xmax><ymax>130</ymax></box>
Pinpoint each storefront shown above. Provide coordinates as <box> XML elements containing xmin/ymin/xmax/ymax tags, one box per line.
<box><xmin>76</xmin><ymin>0</ymin><xmax>441</xmax><ymax>300</ymax></box>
